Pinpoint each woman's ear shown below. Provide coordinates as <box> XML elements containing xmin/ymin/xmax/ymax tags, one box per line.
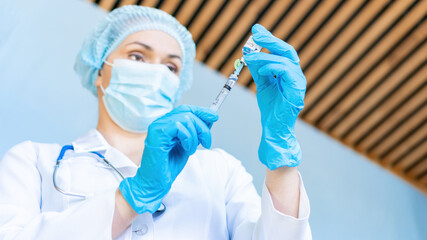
<box><xmin>95</xmin><ymin>64</ymin><xmax>106</xmax><ymax>87</ymax></box>
<box><xmin>98</xmin><ymin>62</ymin><xmax>105</xmax><ymax>77</ymax></box>
<box><xmin>94</xmin><ymin>72</ymin><xmax>102</xmax><ymax>87</ymax></box>
<box><xmin>96</xmin><ymin>59</ymin><xmax>113</xmax><ymax>89</ymax></box>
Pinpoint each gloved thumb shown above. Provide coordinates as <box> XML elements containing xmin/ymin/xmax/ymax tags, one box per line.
<box><xmin>243</xmin><ymin>53</ymin><xmax>273</xmax><ymax>92</ymax></box>
<box><xmin>251</xmin><ymin>24</ymin><xmax>299</xmax><ymax>63</ymax></box>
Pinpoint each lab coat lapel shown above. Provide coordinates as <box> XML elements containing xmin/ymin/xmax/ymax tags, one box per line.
<box><xmin>72</xmin><ymin>129</ymin><xmax>138</xmax><ymax>177</ymax></box>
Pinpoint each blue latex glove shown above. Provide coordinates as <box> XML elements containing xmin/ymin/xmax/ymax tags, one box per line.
<box><xmin>244</xmin><ymin>24</ymin><xmax>306</xmax><ymax>170</ymax></box>
<box><xmin>119</xmin><ymin>105</ymin><xmax>218</xmax><ymax>214</ymax></box>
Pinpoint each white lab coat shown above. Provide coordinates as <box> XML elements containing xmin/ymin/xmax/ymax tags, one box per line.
<box><xmin>0</xmin><ymin>129</ymin><xmax>311</xmax><ymax>240</ymax></box>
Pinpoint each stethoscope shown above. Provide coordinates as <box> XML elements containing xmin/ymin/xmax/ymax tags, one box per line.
<box><xmin>53</xmin><ymin>145</ymin><xmax>166</xmax><ymax>215</ymax></box>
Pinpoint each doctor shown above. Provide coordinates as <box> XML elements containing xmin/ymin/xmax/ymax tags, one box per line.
<box><xmin>0</xmin><ymin>5</ymin><xmax>311</xmax><ymax>240</ymax></box>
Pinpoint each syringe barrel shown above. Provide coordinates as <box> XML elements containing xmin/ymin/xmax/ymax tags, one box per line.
<box><xmin>210</xmin><ymin>87</ymin><xmax>230</xmax><ymax>112</ymax></box>
<box><xmin>210</xmin><ymin>77</ymin><xmax>237</xmax><ymax>112</ymax></box>
<box><xmin>209</xmin><ymin>34</ymin><xmax>261</xmax><ymax>112</ymax></box>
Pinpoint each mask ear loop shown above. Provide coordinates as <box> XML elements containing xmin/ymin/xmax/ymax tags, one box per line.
<box><xmin>99</xmin><ymin>61</ymin><xmax>114</xmax><ymax>94</ymax></box>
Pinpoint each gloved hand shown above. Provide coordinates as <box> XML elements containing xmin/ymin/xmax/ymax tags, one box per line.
<box><xmin>244</xmin><ymin>24</ymin><xmax>306</xmax><ymax>170</ymax></box>
<box><xmin>119</xmin><ymin>105</ymin><xmax>218</xmax><ymax>214</ymax></box>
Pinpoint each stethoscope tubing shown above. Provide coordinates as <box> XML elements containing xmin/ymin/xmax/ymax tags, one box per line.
<box><xmin>53</xmin><ymin>145</ymin><xmax>166</xmax><ymax>215</ymax></box>
<box><xmin>53</xmin><ymin>145</ymin><xmax>125</xmax><ymax>199</ymax></box>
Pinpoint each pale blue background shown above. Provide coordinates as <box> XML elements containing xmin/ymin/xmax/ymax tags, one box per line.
<box><xmin>0</xmin><ymin>0</ymin><xmax>426</xmax><ymax>239</ymax></box>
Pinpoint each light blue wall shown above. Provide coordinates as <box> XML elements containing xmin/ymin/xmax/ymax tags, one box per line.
<box><xmin>0</xmin><ymin>0</ymin><xmax>426</xmax><ymax>239</ymax></box>
<box><xmin>0</xmin><ymin>0</ymin><xmax>103</xmax><ymax>148</ymax></box>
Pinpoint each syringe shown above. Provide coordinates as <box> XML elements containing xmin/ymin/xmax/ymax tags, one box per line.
<box><xmin>210</xmin><ymin>36</ymin><xmax>262</xmax><ymax>112</ymax></box>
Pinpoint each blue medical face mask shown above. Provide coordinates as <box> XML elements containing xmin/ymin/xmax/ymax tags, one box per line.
<box><xmin>100</xmin><ymin>59</ymin><xmax>180</xmax><ymax>133</ymax></box>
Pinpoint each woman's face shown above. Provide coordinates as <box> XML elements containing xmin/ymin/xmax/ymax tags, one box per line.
<box><xmin>95</xmin><ymin>30</ymin><xmax>183</xmax><ymax>90</ymax></box>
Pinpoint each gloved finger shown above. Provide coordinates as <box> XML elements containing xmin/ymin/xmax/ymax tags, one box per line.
<box><xmin>172</xmin><ymin>105</ymin><xmax>219</xmax><ymax>126</ymax></box>
<box><xmin>179</xmin><ymin>114</ymin><xmax>199</xmax><ymax>155</ymax></box>
<box><xmin>258</xmin><ymin>62</ymin><xmax>306</xmax><ymax>90</ymax></box>
<box><xmin>206</xmin><ymin>121</ymin><xmax>214</xmax><ymax>130</ymax></box>
<box><xmin>258</xmin><ymin>63</ymin><xmax>306</xmax><ymax>107</ymax></box>
<box><xmin>191</xmin><ymin>115</ymin><xmax>212</xmax><ymax>149</ymax></box>
<box><xmin>180</xmin><ymin>112</ymin><xmax>212</xmax><ymax>150</ymax></box>
<box><xmin>244</xmin><ymin>51</ymin><xmax>287</xmax><ymax>66</ymax></box>
<box><xmin>244</xmin><ymin>52</ymin><xmax>289</xmax><ymax>91</ymax></box>
<box><xmin>175</xmin><ymin>121</ymin><xmax>193</xmax><ymax>153</ymax></box>
<box><xmin>251</xmin><ymin>24</ymin><xmax>299</xmax><ymax>63</ymax></box>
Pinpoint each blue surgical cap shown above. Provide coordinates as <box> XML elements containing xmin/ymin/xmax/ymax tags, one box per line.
<box><xmin>74</xmin><ymin>5</ymin><xmax>196</xmax><ymax>100</ymax></box>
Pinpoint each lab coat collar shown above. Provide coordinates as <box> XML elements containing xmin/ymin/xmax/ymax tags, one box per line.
<box><xmin>72</xmin><ymin>129</ymin><xmax>138</xmax><ymax>171</ymax></box>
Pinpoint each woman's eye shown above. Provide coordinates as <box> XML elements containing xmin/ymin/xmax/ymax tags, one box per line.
<box><xmin>166</xmin><ymin>64</ymin><xmax>178</xmax><ymax>73</ymax></box>
<box><xmin>129</xmin><ymin>54</ymin><xmax>144</xmax><ymax>62</ymax></box>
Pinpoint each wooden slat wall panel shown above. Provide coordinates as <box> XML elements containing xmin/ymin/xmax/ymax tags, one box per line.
<box><xmin>219</xmin><ymin>0</ymin><xmax>295</xmax><ymax>87</ymax></box>
<box><xmin>174</xmin><ymin>0</ymin><xmax>202</xmax><ymax>27</ymax></box>
<box><xmin>373</xmin><ymin>104</ymin><xmax>426</xmax><ymax>159</ymax></box>
<box><xmin>297</xmin><ymin>0</ymin><xmax>365</xmax><ymax>69</ymax></box>
<box><xmin>354</xmin><ymin>66</ymin><xmax>426</xmax><ymax>150</ymax></box>
<box><xmin>362</xmin><ymin>87</ymin><xmax>426</xmax><ymax>155</ymax></box>
<box><xmin>316</xmin><ymin>10</ymin><xmax>427</xmax><ymax>131</ymax></box>
<box><xmin>420</xmin><ymin>174</ymin><xmax>427</xmax><ymax>186</ymax></box>
<box><xmin>205</xmin><ymin>0</ymin><xmax>270</xmax><ymax>69</ymax></box>
<box><xmin>394</xmin><ymin>141</ymin><xmax>427</xmax><ymax>172</ymax></box>
<box><xmin>330</xmin><ymin>32</ymin><xmax>426</xmax><ymax>139</ymax></box>
<box><xmin>237</xmin><ymin>0</ymin><xmax>318</xmax><ymax>86</ymax></box>
<box><xmin>302</xmin><ymin>1</ymin><xmax>413</xmax><ymax>120</ymax></box>
<box><xmin>288</xmin><ymin>0</ymin><xmax>341</xmax><ymax>50</ymax></box>
<box><xmin>140</xmin><ymin>0</ymin><xmax>159</xmax><ymax>8</ymax></box>
<box><xmin>405</xmin><ymin>154</ymin><xmax>427</xmax><ymax>179</ymax></box>
<box><xmin>341</xmin><ymin>42</ymin><xmax>426</xmax><ymax>144</ymax></box>
<box><xmin>195</xmin><ymin>0</ymin><xmax>247</xmax><ymax>61</ymax></box>
<box><xmin>382</xmin><ymin>124</ymin><xmax>426</xmax><ymax>166</ymax></box>
<box><xmin>93</xmin><ymin>0</ymin><xmax>427</xmax><ymax>194</ymax></box>
<box><xmin>98</xmin><ymin>0</ymin><xmax>116</xmax><ymax>10</ymax></box>
<box><xmin>118</xmin><ymin>0</ymin><xmax>137</xmax><ymax>7</ymax></box>
<box><xmin>187</xmin><ymin>0</ymin><xmax>224</xmax><ymax>41</ymax></box>
<box><xmin>300</xmin><ymin>0</ymin><xmax>389</xmax><ymax>91</ymax></box>
<box><xmin>159</xmin><ymin>0</ymin><xmax>181</xmax><ymax>15</ymax></box>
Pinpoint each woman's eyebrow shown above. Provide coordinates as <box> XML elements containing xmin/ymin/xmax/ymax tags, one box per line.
<box><xmin>126</xmin><ymin>41</ymin><xmax>153</xmax><ymax>51</ymax></box>
<box><xmin>168</xmin><ymin>54</ymin><xmax>181</xmax><ymax>61</ymax></box>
